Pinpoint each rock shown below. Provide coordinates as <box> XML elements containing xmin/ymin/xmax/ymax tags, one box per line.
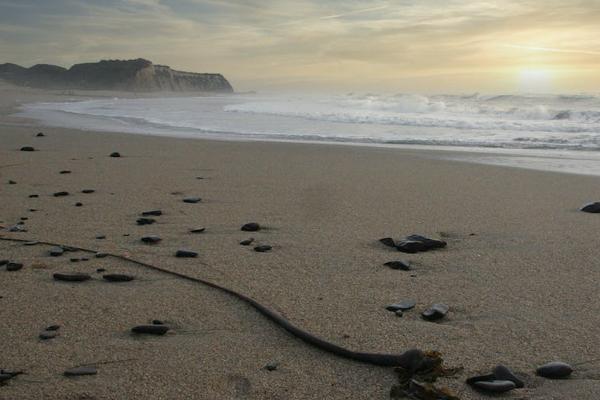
<box><xmin>75</xmin><ymin>202</ymin><xmax>83</xmax><ymax>207</ymax></box>
<box><xmin>137</xmin><ymin>217</ymin><xmax>156</xmax><ymax>225</ymax></box>
<box><xmin>29</xmin><ymin>209</ymin><xmax>37</xmax><ymax>212</ymax></box>
<box><xmin>95</xmin><ymin>252</ymin><xmax>108</xmax><ymax>258</ymax></box>
<box><xmin>20</xmin><ymin>146</ymin><xmax>35</xmax><ymax>152</ymax></box>
<box><xmin>53</xmin><ymin>191</ymin><xmax>69</xmax><ymax>197</ymax></box>
<box><xmin>96</xmin><ymin>235</ymin><xmax>106</xmax><ymax>240</ymax></box>
<box><xmin>49</xmin><ymin>247</ymin><xmax>65</xmax><ymax>257</ymax></box>
<box><xmin>581</xmin><ymin>202</ymin><xmax>600</xmax><ymax>213</ymax></box>
<box><xmin>103</xmin><ymin>274</ymin><xmax>135</xmax><ymax>282</ymax></box>
<box><xmin>64</xmin><ymin>366</ymin><xmax>97</xmax><ymax>376</ymax></box>
<box><xmin>70</xmin><ymin>258</ymin><xmax>80</xmax><ymax>262</ymax></box>
<box><xmin>8</xmin><ymin>180</ymin><xmax>16</xmax><ymax>184</ymax></box>
<box><xmin>240</xmin><ymin>238</ymin><xmax>254</xmax><ymax>246</ymax></box>
<box><xmin>29</xmin><ymin>194</ymin><xmax>39</xmax><ymax>198</ymax></box>
<box><xmin>241</xmin><ymin>222</ymin><xmax>260</xmax><ymax>232</ymax></box>
<box><xmin>183</xmin><ymin>197</ymin><xmax>202</xmax><ymax>203</ymax></box>
<box><xmin>386</xmin><ymin>300</ymin><xmax>416</xmax><ymax>312</ymax></box>
<box><xmin>39</xmin><ymin>330</ymin><xmax>58</xmax><ymax>340</ymax></box>
<box><xmin>473</xmin><ymin>380</ymin><xmax>516</xmax><ymax>393</ymax></box>
<box><xmin>395</xmin><ymin>240</ymin><xmax>427</xmax><ymax>253</ymax></box>
<box><xmin>46</xmin><ymin>325</ymin><xmax>60</xmax><ymax>331</ymax></box>
<box><xmin>141</xmin><ymin>235</ymin><xmax>161</xmax><ymax>244</ymax></box>
<box><xmin>264</xmin><ymin>362</ymin><xmax>278</xmax><ymax>371</ymax></box>
<box><xmin>175</xmin><ymin>250</ymin><xmax>198</xmax><ymax>258</ymax></box>
<box><xmin>254</xmin><ymin>245</ymin><xmax>272</xmax><ymax>252</ymax></box>
<box><xmin>384</xmin><ymin>261</ymin><xmax>411</xmax><ymax>271</ymax></box>
<box><xmin>96</xmin><ymin>268</ymin><xmax>106</xmax><ymax>273</ymax></box>
<box><xmin>536</xmin><ymin>361</ymin><xmax>573</xmax><ymax>379</ymax></box>
<box><xmin>141</xmin><ymin>210</ymin><xmax>162</xmax><ymax>216</ymax></box>
<box><xmin>59</xmin><ymin>170</ymin><xmax>71</xmax><ymax>174</ymax></box>
<box><xmin>421</xmin><ymin>303</ymin><xmax>449</xmax><ymax>321</ymax></box>
<box><xmin>152</xmin><ymin>320</ymin><xmax>164</xmax><ymax>325</ymax></box>
<box><xmin>81</xmin><ymin>189</ymin><xmax>95</xmax><ymax>194</ymax></box>
<box><xmin>53</xmin><ymin>273</ymin><xmax>91</xmax><ymax>282</ymax></box>
<box><xmin>405</xmin><ymin>234</ymin><xmax>447</xmax><ymax>250</ymax></box>
<box><xmin>131</xmin><ymin>325</ymin><xmax>169</xmax><ymax>335</ymax></box>
<box><xmin>189</xmin><ymin>228</ymin><xmax>205</xmax><ymax>233</ymax></box>
<box><xmin>36</xmin><ymin>132</ymin><xmax>45</xmax><ymax>137</ymax></box>
<box><xmin>379</xmin><ymin>237</ymin><xmax>396</xmax><ymax>248</ymax></box>
<box><xmin>493</xmin><ymin>365</ymin><xmax>524</xmax><ymax>388</ymax></box>
<box><xmin>6</xmin><ymin>262</ymin><xmax>23</xmax><ymax>272</ymax></box>
<box><xmin>109</xmin><ymin>152</ymin><xmax>121</xmax><ymax>158</ymax></box>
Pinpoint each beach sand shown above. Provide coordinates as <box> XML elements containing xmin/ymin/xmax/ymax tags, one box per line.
<box><xmin>1</xmin><ymin>85</ymin><xmax>599</xmax><ymax>399</ymax></box>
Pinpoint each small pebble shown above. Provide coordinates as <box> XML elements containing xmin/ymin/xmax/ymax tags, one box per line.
<box><xmin>240</xmin><ymin>238</ymin><xmax>254</xmax><ymax>246</ymax></box>
<box><xmin>103</xmin><ymin>274</ymin><xmax>135</xmax><ymax>282</ymax></box>
<box><xmin>386</xmin><ymin>300</ymin><xmax>416</xmax><ymax>312</ymax></box>
<box><xmin>95</xmin><ymin>252</ymin><xmax>108</xmax><ymax>258</ymax></box>
<box><xmin>45</xmin><ymin>325</ymin><xmax>60</xmax><ymax>331</ymax></box>
<box><xmin>53</xmin><ymin>191</ymin><xmax>69</xmax><ymax>197</ymax></box>
<box><xmin>36</xmin><ymin>132</ymin><xmax>45</xmax><ymax>137</ymax></box>
<box><xmin>39</xmin><ymin>330</ymin><xmax>58</xmax><ymax>340</ymax></box>
<box><xmin>20</xmin><ymin>146</ymin><xmax>35</xmax><ymax>152</ymax></box>
<box><xmin>131</xmin><ymin>325</ymin><xmax>169</xmax><ymax>335</ymax></box>
<box><xmin>379</xmin><ymin>237</ymin><xmax>396</xmax><ymax>248</ymax></box>
<box><xmin>189</xmin><ymin>228</ymin><xmax>205</xmax><ymax>233</ymax></box>
<box><xmin>264</xmin><ymin>362</ymin><xmax>278</xmax><ymax>371</ymax></box>
<box><xmin>141</xmin><ymin>210</ymin><xmax>162</xmax><ymax>216</ymax></box>
<box><xmin>96</xmin><ymin>268</ymin><xmax>106</xmax><ymax>273</ymax></box>
<box><xmin>183</xmin><ymin>197</ymin><xmax>202</xmax><ymax>204</ymax></box>
<box><xmin>472</xmin><ymin>380</ymin><xmax>516</xmax><ymax>393</ymax></box>
<box><xmin>141</xmin><ymin>235</ymin><xmax>161</xmax><ymax>244</ymax></box>
<box><xmin>384</xmin><ymin>260</ymin><xmax>411</xmax><ymax>271</ymax></box>
<box><xmin>49</xmin><ymin>247</ymin><xmax>65</xmax><ymax>257</ymax></box>
<box><xmin>536</xmin><ymin>361</ymin><xmax>573</xmax><ymax>379</ymax></box>
<box><xmin>53</xmin><ymin>273</ymin><xmax>91</xmax><ymax>282</ymax></box>
<box><xmin>6</xmin><ymin>262</ymin><xmax>23</xmax><ymax>272</ymax></box>
<box><xmin>241</xmin><ymin>222</ymin><xmax>261</xmax><ymax>232</ymax></box>
<box><xmin>8</xmin><ymin>180</ymin><xmax>16</xmax><ymax>184</ymax></box>
<box><xmin>29</xmin><ymin>194</ymin><xmax>39</xmax><ymax>198</ymax></box>
<box><xmin>109</xmin><ymin>152</ymin><xmax>121</xmax><ymax>157</ymax></box>
<box><xmin>81</xmin><ymin>189</ymin><xmax>95</xmax><ymax>194</ymax></box>
<box><xmin>59</xmin><ymin>170</ymin><xmax>71</xmax><ymax>174</ymax></box>
<box><xmin>64</xmin><ymin>366</ymin><xmax>97</xmax><ymax>376</ymax></box>
<box><xmin>75</xmin><ymin>202</ymin><xmax>83</xmax><ymax>207</ymax></box>
<box><xmin>0</xmin><ymin>260</ymin><xmax>9</xmax><ymax>266</ymax></box>
<box><xmin>152</xmin><ymin>320</ymin><xmax>164</xmax><ymax>325</ymax></box>
<box><xmin>137</xmin><ymin>217</ymin><xmax>156</xmax><ymax>225</ymax></box>
<box><xmin>421</xmin><ymin>303</ymin><xmax>449</xmax><ymax>321</ymax></box>
<box><xmin>254</xmin><ymin>245</ymin><xmax>272</xmax><ymax>252</ymax></box>
<box><xmin>70</xmin><ymin>258</ymin><xmax>80</xmax><ymax>262</ymax></box>
<box><xmin>96</xmin><ymin>235</ymin><xmax>106</xmax><ymax>240</ymax></box>
<box><xmin>175</xmin><ymin>250</ymin><xmax>198</xmax><ymax>258</ymax></box>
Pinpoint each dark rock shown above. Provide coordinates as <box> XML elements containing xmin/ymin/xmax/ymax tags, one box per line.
<box><xmin>536</xmin><ymin>361</ymin><xmax>573</xmax><ymax>379</ymax></box>
<box><xmin>49</xmin><ymin>247</ymin><xmax>65</xmax><ymax>257</ymax></box>
<box><xmin>103</xmin><ymin>274</ymin><xmax>135</xmax><ymax>282</ymax></box>
<box><xmin>6</xmin><ymin>262</ymin><xmax>23</xmax><ymax>272</ymax></box>
<box><xmin>96</xmin><ymin>268</ymin><xmax>106</xmax><ymax>273</ymax></box>
<box><xmin>473</xmin><ymin>380</ymin><xmax>516</xmax><ymax>393</ymax></box>
<box><xmin>141</xmin><ymin>210</ymin><xmax>162</xmax><ymax>216</ymax></box>
<box><xmin>64</xmin><ymin>366</ymin><xmax>97</xmax><ymax>376</ymax></box>
<box><xmin>136</xmin><ymin>217</ymin><xmax>156</xmax><ymax>225</ymax></box>
<box><xmin>141</xmin><ymin>235</ymin><xmax>161</xmax><ymax>244</ymax></box>
<box><xmin>59</xmin><ymin>170</ymin><xmax>71</xmax><ymax>174</ymax></box>
<box><xmin>8</xmin><ymin>180</ymin><xmax>16</xmax><ymax>184</ymax></box>
<box><xmin>405</xmin><ymin>234</ymin><xmax>447</xmax><ymax>250</ymax></box>
<box><xmin>241</xmin><ymin>222</ymin><xmax>260</xmax><ymax>232</ymax></box>
<box><xmin>240</xmin><ymin>238</ymin><xmax>254</xmax><ymax>246</ymax></box>
<box><xmin>39</xmin><ymin>330</ymin><xmax>58</xmax><ymax>340</ymax></box>
<box><xmin>36</xmin><ymin>132</ymin><xmax>45</xmax><ymax>137</ymax></box>
<box><xmin>29</xmin><ymin>194</ymin><xmax>39</xmax><ymax>198</ymax></box>
<box><xmin>20</xmin><ymin>146</ymin><xmax>35</xmax><ymax>152</ymax></box>
<box><xmin>109</xmin><ymin>152</ymin><xmax>121</xmax><ymax>158</ymax></box>
<box><xmin>95</xmin><ymin>252</ymin><xmax>108</xmax><ymax>258</ymax></box>
<box><xmin>421</xmin><ymin>303</ymin><xmax>449</xmax><ymax>321</ymax></box>
<box><xmin>131</xmin><ymin>325</ymin><xmax>169</xmax><ymax>335</ymax></box>
<box><xmin>152</xmin><ymin>320</ymin><xmax>164</xmax><ymax>325</ymax></box>
<box><xmin>254</xmin><ymin>245</ymin><xmax>272</xmax><ymax>252</ymax></box>
<box><xmin>386</xmin><ymin>300</ymin><xmax>416</xmax><ymax>312</ymax></box>
<box><xmin>183</xmin><ymin>197</ymin><xmax>201</xmax><ymax>203</ymax></box>
<box><xmin>379</xmin><ymin>237</ymin><xmax>396</xmax><ymax>248</ymax></box>
<box><xmin>53</xmin><ymin>191</ymin><xmax>69</xmax><ymax>197</ymax></box>
<box><xmin>45</xmin><ymin>325</ymin><xmax>60</xmax><ymax>331</ymax></box>
<box><xmin>395</xmin><ymin>240</ymin><xmax>427</xmax><ymax>253</ymax></box>
<box><xmin>81</xmin><ymin>189</ymin><xmax>95</xmax><ymax>194</ymax></box>
<box><xmin>70</xmin><ymin>258</ymin><xmax>80</xmax><ymax>262</ymax></box>
<box><xmin>95</xmin><ymin>235</ymin><xmax>106</xmax><ymax>240</ymax></box>
<box><xmin>189</xmin><ymin>227</ymin><xmax>205</xmax><ymax>233</ymax></box>
<box><xmin>384</xmin><ymin>260</ymin><xmax>411</xmax><ymax>271</ymax></box>
<box><xmin>53</xmin><ymin>273</ymin><xmax>91</xmax><ymax>282</ymax></box>
<box><xmin>29</xmin><ymin>209</ymin><xmax>37</xmax><ymax>212</ymax></box>
<box><xmin>493</xmin><ymin>365</ymin><xmax>524</xmax><ymax>388</ymax></box>
<box><xmin>581</xmin><ymin>202</ymin><xmax>600</xmax><ymax>213</ymax></box>
<box><xmin>20</xmin><ymin>217</ymin><xmax>28</xmax><ymax>221</ymax></box>
<box><xmin>175</xmin><ymin>250</ymin><xmax>198</xmax><ymax>258</ymax></box>
<box><xmin>264</xmin><ymin>362</ymin><xmax>278</xmax><ymax>371</ymax></box>
<box><xmin>75</xmin><ymin>202</ymin><xmax>83</xmax><ymax>207</ymax></box>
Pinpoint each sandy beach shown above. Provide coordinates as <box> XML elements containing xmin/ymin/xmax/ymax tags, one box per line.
<box><xmin>1</xmin><ymin>86</ymin><xmax>600</xmax><ymax>400</ymax></box>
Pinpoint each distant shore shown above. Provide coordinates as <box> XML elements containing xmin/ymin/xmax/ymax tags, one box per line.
<box><xmin>1</xmin><ymin>83</ymin><xmax>600</xmax><ymax>399</ymax></box>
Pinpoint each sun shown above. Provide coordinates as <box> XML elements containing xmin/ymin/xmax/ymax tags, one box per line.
<box><xmin>518</xmin><ymin>68</ymin><xmax>554</xmax><ymax>93</ymax></box>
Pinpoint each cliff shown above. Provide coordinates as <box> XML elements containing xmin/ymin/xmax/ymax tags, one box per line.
<box><xmin>0</xmin><ymin>58</ymin><xmax>234</xmax><ymax>93</ymax></box>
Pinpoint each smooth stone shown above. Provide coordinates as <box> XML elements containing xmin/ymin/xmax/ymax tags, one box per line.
<box><xmin>20</xmin><ymin>146</ymin><xmax>35</xmax><ymax>152</ymax></box>
<box><xmin>239</xmin><ymin>238</ymin><xmax>254</xmax><ymax>246</ymax></box>
<box><xmin>75</xmin><ymin>202</ymin><xmax>83</xmax><ymax>207</ymax></box>
<box><xmin>36</xmin><ymin>132</ymin><xmax>45</xmax><ymax>137</ymax></box>
<box><xmin>175</xmin><ymin>250</ymin><xmax>198</xmax><ymax>258</ymax></box>
<box><xmin>241</xmin><ymin>222</ymin><xmax>260</xmax><ymax>232</ymax></box>
<box><xmin>96</xmin><ymin>235</ymin><xmax>106</xmax><ymax>239</ymax></box>
<box><xmin>264</xmin><ymin>362</ymin><xmax>278</xmax><ymax>371</ymax></box>
<box><xmin>64</xmin><ymin>366</ymin><xmax>97</xmax><ymax>376</ymax></box>
<box><xmin>103</xmin><ymin>274</ymin><xmax>135</xmax><ymax>282</ymax></box>
<box><xmin>473</xmin><ymin>380</ymin><xmax>516</xmax><ymax>393</ymax></box>
<box><xmin>386</xmin><ymin>300</ymin><xmax>416</xmax><ymax>312</ymax></box>
<box><xmin>6</xmin><ymin>262</ymin><xmax>23</xmax><ymax>272</ymax></box>
<box><xmin>379</xmin><ymin>237</ymin><xmax>396</xmax><ymax>248</ymax></box>
<box><xmin>59</xmin><ymin>170</ymin><xmax>71</xmax><ymax>174</ymax></box>
<box><xmin>396</xmin><ymin>240</ymin><xmax>427</xmax><ymax>253</ymax></box>
<box><xmin>49</xmin><ymin>247</ymin><xmax>65</xmax><ymax>257</ymax></box>
<box><xmin>141</xmin><ymin>210</ymin><xmax>162</xmax><ymax>216</ymax></box>
<box><xmin>81</xmin><ymin>189</ymin><xmax>95</xmax><ymax>194</ymax></box>
<box><xmin>53</xmin><ymin>273</ymin><xmax>91</xmax><ymax>282</ymax></box>
<box><xmin>254</xmin><ymin>245</ymin><xmax>272</xmax><ymax>252</ymax></box>
<box><xmin>29</xmin><ymin>209</ymin><xmax>37</xmax><ymax>212</ymax></box>
<box><xmin>189</xmin><ymin>228</ymin><xmax>205</xmax><ymax>233</ymax></box>
<box><xmin>131</xmin><ymin>325</ymin><xmax>169</xmax><ymax>335</ymax></box>
<box><xmin>109</xmin><ymin>152</ymin><xmax>121</xmax><ymax>157</ymax></box>
<box><xmin>136</xmin><ymin>217</ymin><xmax>156</xmax><ymax>225</ymax></box>
<box><xmin>536</xmin><ymin>361</ymin><xmax>573</xmax><ymax>379</ymax></box>
<box><xmin>141</xmin><ymin>235</ymin><xmax>161</xmax><ymax>244</ymax></box>
<box><xmin>95</xmin><ymin>252</ymin><xmax>108</xmax><ymax>258</ymax></box>
<box><xmin>183</xmin><ymin>197</ymin><xmax>202</xmax><ymax>203</ymax></box>
<box><xmin>493</xmin><ymin>365</ymin><xmax>524</xmax><ymax>388</ymax></box>
<box><xmin>46</xmin><ymin>325</ymin><xmax>60</xmax><ymax>331</ymax></box>
<box><xmin>581</xmin><ymin>202</ymin><xmax>600</xmax><ymax>213</ymax></box>
<box><xmin>39</xmin><ymin>330</ymin><xmax>58</xmax><ymax>340</ymax></box>
<box><xmin>405</xmin><ymin>234</ymin><xmax>447</xmax><ymax>250</ymax></box>
<box><xmin>53</xmin><ymin>191</ymin><xmax>69</xmax><ymax>197</ymax></box>
<box><xmin>421</xmin><ymin>303</ymin><xmax>449</xmax><ymax>321</ymax></box>
<box><xmin>384</xmin><ymin>260</ymin><xmax>411</xmax><ymax>271</ymax></box>
<box><xmin>28</xmin><ymin>194</ymin><xmax>39</xmax><ymax>198</ymax></box>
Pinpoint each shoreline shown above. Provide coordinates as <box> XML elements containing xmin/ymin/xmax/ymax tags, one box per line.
<box><xmin>2</xmin><ymin>84</ymin><xmax>600</xmax><ymax>399</ymax></box>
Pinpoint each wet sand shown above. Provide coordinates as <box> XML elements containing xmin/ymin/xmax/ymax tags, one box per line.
<box><xmin>1</xmin><ymin>85</ymin><xmax>600</xmax><ymax>399</ymax></box>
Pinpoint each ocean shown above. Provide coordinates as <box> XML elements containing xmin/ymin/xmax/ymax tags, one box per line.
<box><xmin>18</xmin><ymin>92</ymin><xmax>600</xmax><ymax>176</ymax></box>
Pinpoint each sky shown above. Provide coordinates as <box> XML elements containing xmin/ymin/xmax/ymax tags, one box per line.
<box><xmin>1</xmin><ymin>0</ymin><xmax>600</xmax><ymax>93</ymax></box>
